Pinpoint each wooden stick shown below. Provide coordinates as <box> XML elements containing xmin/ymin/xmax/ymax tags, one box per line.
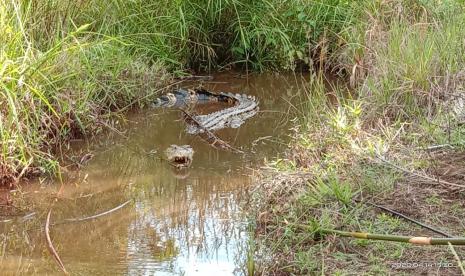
<box><xmin>45</xmin><ymin>210</ymin><xmax>68</xmax><ymax>275</ymax></box>
<box><xmin>376</xmin><ymin>156</ymin><xmax>465</xmax><ymax>189</ymax></box>
<box><xmin>64</xmin><ymin>200</ymin><xmax>131</xmax><ymax>222</ymax></box>
<box><xmin>175</xmin><ymin>75</ymin><xmax>214</xmax><ymax>81</ymax></box>
<box><xmin>180</xmin><ymin>108</ymin><xmax>244</xmax><ymax>153</ymax></box>
<box><xmin>292</xmin><ymin>223</ymin><xmax>465</xmax><ymax>245</ymax></box>
<box><xmin>364</xmin><ymin>201</ymin><xmax>452</xmax><ymax>237</ymax></box>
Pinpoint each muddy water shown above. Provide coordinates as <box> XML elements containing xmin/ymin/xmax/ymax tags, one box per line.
<box><xmin>1</xmin><ymin>73</ymin><xmax>309</xmax><ymax>275</ymax></box>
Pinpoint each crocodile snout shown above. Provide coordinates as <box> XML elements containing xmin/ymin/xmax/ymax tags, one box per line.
<box><xmin>165</xmin><ymin>145</ymin><xmax>194</xmax><ymax>168</ymax></box>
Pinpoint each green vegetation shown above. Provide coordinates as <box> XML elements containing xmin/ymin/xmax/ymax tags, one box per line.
<box><xmin>3</xmin><ymin>0</ymin><xmax>465</xmax><ymax>273</ymax></box>
<box><xmin>251</xmin><ymin>0</ymin><xmax>465</xmax><ymax>274</ymax></box>
<box><xmin>0</xmin><ymin>0</ymin><xmax>359</xmax><ymax>185</ymax></box>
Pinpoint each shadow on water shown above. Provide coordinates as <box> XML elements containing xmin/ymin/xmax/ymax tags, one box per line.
<box><xmin>1</xmin><ymin>72</ymin><xmax>311</xmax><ymax>275</ymax></box>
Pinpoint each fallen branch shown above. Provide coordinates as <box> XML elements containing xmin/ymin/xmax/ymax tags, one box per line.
<box><xmin>14</xmin><ymin>158</ymin><xmax>33</xmax><ymax>183</ymax></box>
<box><xmin>376</xmin><ymin>156</ymin><xmax>465</xmax><ymax>189</ymax></box>
<box><xmin>15</xmin><ymin>200</ymin><xmax>131</xmax><ymax>233</ymax></box>
<box><xmin>420</xmin><ymin>144</ymin><xmax>454</xmax><ymax>151</ymax></box>
<box><xmin>45</xmin><ymin>210</ymin><xmax>68</xmax><ymax>275</ymax></box>
<box><xmin>363</xmin><ymin>201</ymin><xmax>452</xmax><ymax>237</ymax></box>
<box><xmin>291</xmin><ymin>223</ymin><xmax>465</xmax><ymax>245</ymax></box>
<box><xmin>175</xmin><ymin>75</ymin><xmax>214</xmax><ymax>81</ymax></box>
<box><xmin>180</xmin><ymin>108</ymin><xmax>244</xmax><ymax>153</ymax></box>
<box><xmin>121</xmin><ymin>80</ymin><xmax>185</xmax><ymax>111</ymax></box>
<box><xmin>64</xmin><ymin>200</ymin><xmax>131</xmax><ymax>222</ymax></box>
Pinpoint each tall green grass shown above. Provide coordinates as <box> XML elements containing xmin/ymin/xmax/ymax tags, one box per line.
<box><xmin>0</xmin><ymin>1</ymin><xmax>168</xmax><ymax>184</ymax></box>
<box><xmin>342</xmin><ymin>0</ymin><xmax>465</xmax><ymax>120</ymax></box>
<box><xmin>1</xmin><ymin>0</ymin><xmax>360</xmax><ymax>184</ymax></box>
<box><xmin>67</xmin><ymin>0</ymin><xmax>359</xmax><ymax>71</ymax></box>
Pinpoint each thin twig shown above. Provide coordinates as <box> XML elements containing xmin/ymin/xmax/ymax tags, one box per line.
<box><xmin>8</xmin><ymin>200</ymin><xmax>131</xmax><ymax>233</ymax></box>
<box><xmin>376</xmin><ymin>156</ymin><xmax>465</xmax><ymax>189</ymax></box>
<box><xmin>64</xmin><ymin>200</ymin><xmax>131</xmax><ymax>222</ymax></box>
<box><xmin>21</xmin><ymin>212</ymin><xmax>36</xmax><ymax>221</ymax></box>
<box><xmin>180</xmin><ymin>108</ymin><xmax>244</xmax><ymax>153</ymax></box>
<box><xmin>15</xmin><ymin>158</ymin><xmax>33</xmax><ymax>183</ymax></box>
<box><xmin>175</xmin><ymin>75</ymin><xmax>214</xmax><ymax>81</ymax></box>
<box><xmin>97</xmin><ymin>120</ymin><xmax>128</xmax><ymax>139</ymax></box>
<box><xmin>448</xmin><ymin>242</ymin><xmax>465</xmax><ymax>275</ymax></box>
<box><xmin>420</xmin><ymin>144</ymin><xmax>454</xmax><ymax>151</ymax></box>
<box><xmin>45</xmin><ymin>210</ymin><xmax>68</xmax><ymax>275</ymax></box>
<box><xmin>364</xmin><ymin>201</ymin><xmax>452</xmax><ymax>237</ymax></box>
<box><xmin>120</xmin><ymin>80</ymin><xmax>185</xmax><ymax>111</ymax></box>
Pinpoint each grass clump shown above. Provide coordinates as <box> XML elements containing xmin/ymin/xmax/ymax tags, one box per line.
<box><xmin>0</xmin><ymin>1</ymin><xmax>169</xmax><ymax>185</ymax></box>
<box><xmin>83</xmin><ymin>0</ymin><xmax>361</xmax><ymax>71</ymax></box>
<box><xmin>345</xmin><ymin>0</ymin><xmax>465</xmax><ymax>120</ymax></box>
<box><xmin>251</xmin><ymin>0</ymin><xmax>465</xmax><ymax>274</ymax></box>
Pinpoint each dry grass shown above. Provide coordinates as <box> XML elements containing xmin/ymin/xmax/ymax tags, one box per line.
<box><xmin>250</xmin><ymin>125</ymin><xmax>465</xmax><ymax>274</ymax></box>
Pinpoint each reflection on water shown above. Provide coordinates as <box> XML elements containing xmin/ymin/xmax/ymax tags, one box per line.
<box><xmin>0</xmin><ymin>73</ymin><xmax>309</xmax><ymax>275</ymax></box>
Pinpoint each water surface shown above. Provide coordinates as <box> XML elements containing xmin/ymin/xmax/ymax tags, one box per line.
<box><xmin>1</xmin><ymin>72</ymin><xmax>309</xmax><ymax>275</ymax></box>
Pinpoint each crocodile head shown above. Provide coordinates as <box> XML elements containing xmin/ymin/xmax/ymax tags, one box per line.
<box><xmin>153</xmin><ymin>89</ymin><xmax>201</xmax><ymax>107</ymax></box>
<box><xmin>164</xmin><ymin>145</ymin><xmax>194</xmax><ymax>168</ymax></box>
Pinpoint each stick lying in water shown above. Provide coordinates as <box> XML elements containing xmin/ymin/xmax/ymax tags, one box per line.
<box><xmin>180</xmin><ymin>108</ymin><xmax>244</xmax><ymax>153</ymax></box>
<box><xmin>175</xmin><ymin>75</ymin><xmax>214</xmax><ymax>81</ymax></box>
<box><xmin>45</xmin><ymin>210</ymin><xmax>69</xmax><ymax>275</ymax></box>
<box><xmin>64</xmin><ymin>200</ymin><xmax>131</xmax><ymax>222</ymax></box>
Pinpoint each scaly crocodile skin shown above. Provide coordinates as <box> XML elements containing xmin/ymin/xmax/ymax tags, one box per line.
<box><xmin>154</xmin><ymin>88</ymin><xmax>259</xmax><ymax>134</ymax></box>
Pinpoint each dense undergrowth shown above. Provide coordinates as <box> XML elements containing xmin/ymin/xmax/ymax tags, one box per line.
<box><xmin>251</xmin><ymin>0</ymin><xmax>465</xmax><ymax>274</ymax></box>
<box><xmin>1</xmin><ymin>0</ymin><xmax>359</xmax><ymax>185</ymax></box>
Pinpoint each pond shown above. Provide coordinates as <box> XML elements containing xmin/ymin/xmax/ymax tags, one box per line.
<box><xmin>1</xmin><ymin>72</ymin><xmax>310</xmax><ymax>275</ymax></box>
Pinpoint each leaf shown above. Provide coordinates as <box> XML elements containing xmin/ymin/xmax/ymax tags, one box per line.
<box><xmin>298</xmin><ymin>12</ymin><xmax>307</xmax><ymax>21</ymax></box>
<box><xmin>232</xmin><ymin>46</ymin><xmax>245</xmax><ymax>55</ymax></box>
<box><xmin>307</xmin><ymin>20</ymin><xmax>316</xmax><ymax>28</ymax></box>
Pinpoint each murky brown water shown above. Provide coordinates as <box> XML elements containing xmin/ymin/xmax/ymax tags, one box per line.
<box><xmin>0</xmin><ymin>73</ymin><xmax>310</xmax><ymax>275</ymax></box>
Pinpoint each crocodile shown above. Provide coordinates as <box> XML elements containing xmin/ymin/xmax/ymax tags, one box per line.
<box><xmin>155</xmin><ymin>88</ymin><xmax>258</xmax><ymax>168</ymax></box>
<box><xmin>164</xmin><ymin>145</ymin><xmax>194</xmax><ymax>168</ymax></box>
<box><xmin>153</xmin><ymin>88</ymin><xmax>234</xmax><ymax>108</ymax></box>
<box><xmin>153</xmin><ymin>88</ymin><xmax>259</xmax><ymax>134</ymax></box>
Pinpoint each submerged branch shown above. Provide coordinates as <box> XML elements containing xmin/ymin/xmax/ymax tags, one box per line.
<box><xmin>45</xmin><ymin>210</ymin><xmax>68</xmax><ymax>275</ymax></box>
<box><xmin>64</xmin><ymin>200</ymin><xmax>131</xmax><ymax>222</ymax></box>
<box><xmin>180</xmin><ymin>108</ymin><xmax>244</xmax><ymax>153</ymax></box>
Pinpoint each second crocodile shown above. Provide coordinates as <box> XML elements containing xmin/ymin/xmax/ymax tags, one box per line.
<box><xmin>153</xmin><ymin>88</ymin><xmax>259</xmax><ymax>134</ymax></box>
